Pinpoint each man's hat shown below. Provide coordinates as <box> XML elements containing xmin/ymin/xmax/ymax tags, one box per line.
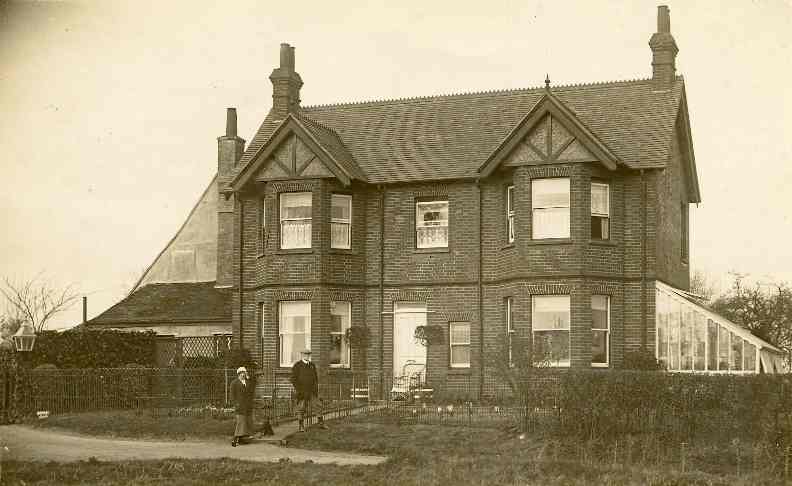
<box><xmin>236</xmin><ymin>366</ymin><xmax>247</xmax><ymax>374</ymax></box>
<box><xmin>301</xmin><ymin>349</ymin><xmax>312</xmax><ymax>355</ymax></box>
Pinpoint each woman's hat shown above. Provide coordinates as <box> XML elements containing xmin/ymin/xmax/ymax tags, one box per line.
<box><xmin>236</xmin><ymin>366</ymin><xmax>247</xmax><ymax>374</ymax></box>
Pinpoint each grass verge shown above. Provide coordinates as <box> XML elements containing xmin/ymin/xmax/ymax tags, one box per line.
<box><xmin>24</xmin><ymin>410</ymin><xmax>234</xmax><ymax>440</ymax></box>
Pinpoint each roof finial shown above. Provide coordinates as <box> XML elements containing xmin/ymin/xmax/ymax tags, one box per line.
<box><xmin>545</xmin><ymin>74</ymin><xmax>551</xmax><ymax>91</ymax></box>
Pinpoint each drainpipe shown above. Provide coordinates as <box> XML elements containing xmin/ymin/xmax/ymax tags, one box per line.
<box><xmin>378</xmin><ymin>185</ymin><xmax>385</xmax><ymax>399</ymax></box>
<box><xmin>239</xmin><ymin>197</ymin><xmax>245</xmax><ymax>352</ymax></box>
<box><xmin>477</xmin><ymin>179</ymin><xmax>484</xmax><ymax>399</ymax></box>
<box><xmin>640</xmin><ymin>170</ymin><xmax>647</xmax><ymax>351</ymax></box>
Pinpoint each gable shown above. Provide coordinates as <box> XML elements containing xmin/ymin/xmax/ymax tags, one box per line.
<box><xmin>228</xmin><ymin>114</ymin><xmax>361</xmax><ymax>192</ymax></box>
<box><xmin>503</xmin><ymin>113</ymin><xmax>598</xmax><ymax>168</ymax></box>
<box><xmin>479</xmin><ymin>93</ymin><xmax>620</xmax><ymax>177</ymax></box>
<box><xmin>255</xmin><ymin>133</ymin><xmax>335</xmax><ymax>182</ymax></box>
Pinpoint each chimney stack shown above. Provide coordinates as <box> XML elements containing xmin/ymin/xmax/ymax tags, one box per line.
<box><xmin>649</xmin><ymin>5</ymin><xmax>678</xmax><ymax>89</ymax></box>
<box><xmin>269</xmin><ymin>43</ymin><xmax>303</xmax><ymax>121</ymax></box>
<box><xmin>216</xmin><ymin>107</ymin><xmax>245</xmax><ymax>288</ymax></box>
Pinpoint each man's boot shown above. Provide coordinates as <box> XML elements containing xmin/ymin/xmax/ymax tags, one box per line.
<box><xmin>298</xmin><ymin>419</ymin><xmax>305</xmax><ymax>432</ymax></box>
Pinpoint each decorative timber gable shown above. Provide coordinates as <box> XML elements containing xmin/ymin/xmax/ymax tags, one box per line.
<box><xmin>227</xmin><ymin>113</ymin><xmax>365</xmax><ymax>192</ymax></box>
<box><xmin>479</xmin><ymin>92</ymin><xmax>622</xmax><ymax>177</ymax></box>
<box><xmin>257</xmin><ymin>134</ymin><xmax>335</xmax><ymax>181</ymax></box>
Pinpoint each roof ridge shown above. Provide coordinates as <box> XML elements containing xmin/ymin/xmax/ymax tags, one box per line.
<box><xmin>303</xmin><ymin>76</ymin><xmax>660</xmax><ymax>110</ymax></box>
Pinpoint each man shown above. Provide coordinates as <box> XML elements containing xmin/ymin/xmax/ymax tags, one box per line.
<box><xmin>230</xmin><ymin>366</ymin><xmax>254</xmax><ymax>446</ymax></box>
<box><xmin>291</xmin><ymin>349</ymin><xmax>327</xmax><ymax>432</ymax></box>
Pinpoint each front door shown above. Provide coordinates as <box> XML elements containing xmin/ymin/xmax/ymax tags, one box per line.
<box><xmin>393</xmin><ymin>302</ymin><xmax>427</xmax><ymax>378</ymax></box>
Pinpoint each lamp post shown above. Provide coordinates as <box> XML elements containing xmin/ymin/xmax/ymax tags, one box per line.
<box><xmin>1</xmin><ymin>322</ymin><xmax>37</xmax><ymax>424</ymax></box>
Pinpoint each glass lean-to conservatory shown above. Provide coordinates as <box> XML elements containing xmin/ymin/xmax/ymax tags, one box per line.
<box><xmin>656</xmin><ymin>281</ymin><xmax>788</xmax><ymax>374</ymax></box>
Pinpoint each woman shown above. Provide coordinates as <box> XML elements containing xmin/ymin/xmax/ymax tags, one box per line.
<box><xmin>230</xmin><ymin>366</ymin><xmax>254</xmax><ymax>447</ymax></box>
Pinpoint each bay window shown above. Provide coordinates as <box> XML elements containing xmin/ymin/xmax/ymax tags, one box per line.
<box><xmin>591</xmin><ymin>295</ymin><xmax>609</xmax><ymax>367</ymax></box>
<box><xmin>532</xmin><ymin>178</ymin><xmax>570</xmax><ymax>239</ymax></box>
<box><xmin>591</xmin><ymin>182</ymin><xmax>610</xmax><ymax>239</ymax></box>
<box><xmin>532</xmin><ymin>295</ymin><xmax>570</xmax><ymax>367</ymax></box>
<box><xmin>330</xmin><ymin>301</ymin><xmax>350</xmax><ymax>367</ymax></box>
<box><xmin>506</xmin><ymin>297</ymin><xmax>514</xmax><ymax>366</ymax></box>
<box><xmin>280</xmin><ymin>192</ymin><xmax>312</xmax><ymax>249</ymax></box>
<box><xmin>506</xmin><ymin>185</ymin><xmax>515</xmax><ymax>243</ymax></box>
<box><xmin>449</xmin><ymin>322</ymin><xmax>471</xmax><ymax>368</ymax></box>
<box><xmin>416</xmin><ymin>200</ymin><xmax>449</xmax><ymax>248</ymax></box>
<box><xmin>279</xmin><ymin>301</ymin><xmax>311</xmax><ymax>367</ymax></box>
<box><xmin>331</xmin><ymin>194</ymin><xmax>352</xmax><ymax>249</ymax></box>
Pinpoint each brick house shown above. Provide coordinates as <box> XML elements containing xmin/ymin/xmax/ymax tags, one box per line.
<box><xmin>90</xmin><ymin>6</ymin><xmax>787</xmax><ymax>385</ymax></box>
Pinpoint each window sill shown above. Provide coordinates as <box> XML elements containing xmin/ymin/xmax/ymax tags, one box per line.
<box><xmin>527</xmin><ymin>238</ymin><xmax>573</xmax><ymax>246</ymax></box>
<box><xmin>414</xmin><ymin>247</ymin><xmax>450</xmax><ymax>254</ymax></box>
<box><xmin>275</xmin><ymin>249</ymin><xmax>314</xmax><ymax>255</ymax></box>
<box><xmin>448</xmin><ymin>367</ymin><xmax>471</xmax><ymax>375</ymax></box>
<box><xmin>500</xmin><ymin>243</ymin><xmax>515</xmax><ymax>250</ymax></box>
<box><xmin>591</xmin><ymin>363</ymin><xmax>609</xmax><ymax>368</ymax></box>
<box><xmin>329</xmin><ymin>248</ymin><xmax>357</xmax><ymax>256</ymax></box>
<box><xmin>589</xmin><ymin>239</ymin><xmax>616</xmax><ymax>247</ymax></box>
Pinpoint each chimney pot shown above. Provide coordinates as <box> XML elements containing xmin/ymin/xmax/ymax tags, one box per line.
<box><xmin>226</xmin><ymin>107</ymin><xmax>237</xmax><ymax>138</ymax></box>
<box><xmin>657</xmin><ymin>5</ymin><xmax>670</xmax><ymax>34</ymax></box>
<box><xmin>280</xmin><ymin>43</ymin><xmax>294</xmax><ymax>71</ymax></box>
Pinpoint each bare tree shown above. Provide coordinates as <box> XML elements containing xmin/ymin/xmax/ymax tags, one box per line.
<box><xmin>689</xmin><ymin>269</ymin><xmax>717</xmax><ymax>303</ymax></box>
<box><xmin>0</xmin><ymin>274</ymin><xmax>80</xmax><ymax>332</ymax></box>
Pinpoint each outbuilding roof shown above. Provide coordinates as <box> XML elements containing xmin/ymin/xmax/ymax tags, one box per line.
<box><xmin>87</xmin><ymin>282</ymin><xmax>231</xmax><ymax>326</ymax></box>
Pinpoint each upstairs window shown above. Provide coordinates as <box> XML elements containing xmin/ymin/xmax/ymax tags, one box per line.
<box><xmin>331</xmin><ymin>194</ymin><xmax>352</xmax><ymax>249</ymax></box>
<box><xmin>259</xmin><ymin>198</ymin><xmax>267</xmax><ymax>253</ymax></box>
<box><xmin>591</xmin><ymin>182</ymin><xmax>610</xmax><ymax>240</ymax></box>
<box><xmin>506</xmin><ymin>185</ymin><xmax>515</xmax><ymax>244</ymax></box>
<box><xmin>330</xmin><ymin>301</ymin><xmax>351</xmax><ymax>367</ymax></box>
<box><xmin>532</xmin><ymin>178</ymin><xmax>570</xmax><ymax>239</ymax></box>
<box><xmin>280</xmin><ymin>192</ymin><xmax>312</xmax><ymax>249</ymax></box>
<box><xmin>416</xmin><ymin>200</ymin><xmax>449</xmax><ymax>248</ymax></box>
<box><xmin>449</xmin><ymin>322</ymin><xmax>471</xmax><ymax>368</ymax></box>
<box><xmin>532</xmin><ymin>295</ymin><xmax>570</xmax><ymax>367</ymax></box>
<box><xmin>681</xmin><ymin>202</ymin><xmax>689</xmax><ymax>262</ymax></box>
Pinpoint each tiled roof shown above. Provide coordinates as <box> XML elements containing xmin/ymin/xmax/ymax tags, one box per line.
<box><xmin>236</xmin><ymin>77</ymin><xmax>684</xmax><ymax>184</ymax></box>
<box><xmin>87</xmin><ymin>282</ymin><xmax>231</xmax><ymax>325</ymax></box>
<box><xmin>294</xmin><ymin>114</ymin><xmax>368</xmax><ymax>181</ymax></box>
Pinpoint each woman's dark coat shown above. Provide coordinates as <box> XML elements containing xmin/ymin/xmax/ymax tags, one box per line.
<box><xmin>230</xmin><ymin>377</ymin><xmax>255</xmax><ymax>414</ymax></box>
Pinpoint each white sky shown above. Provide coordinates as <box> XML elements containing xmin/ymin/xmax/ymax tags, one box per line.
<box><xmin>1</xmin><ymin>0</ymin><xmax>791</xmax><ymax>329</ymax></box>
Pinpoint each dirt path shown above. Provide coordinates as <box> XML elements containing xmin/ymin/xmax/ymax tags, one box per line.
<box><xmin>0</xmin><ymin>425</ymin><xmax>386</xmax><ymax>465</ymax></box>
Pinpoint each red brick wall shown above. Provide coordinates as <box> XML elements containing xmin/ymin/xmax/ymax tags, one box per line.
<box><xmin>229</xmin><ymin>155</ymin><xmax>686</xmax><ymax>388</ymax></box>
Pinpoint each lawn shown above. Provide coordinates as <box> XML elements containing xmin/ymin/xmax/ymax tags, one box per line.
<box><xmin>24</xmin><ymin>410</ymin><xmax>235</xmax><ymax>440</ymax></box>
<box><xmin>7</xmin><ymin>412</ymin><xmax>790</xmax><ymax>485</ymax></box>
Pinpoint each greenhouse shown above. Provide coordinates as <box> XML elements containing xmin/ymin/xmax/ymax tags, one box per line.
<box><xmin>655</xmin><ymin>281</ymin><xmax>787</xmax><ymax>374</ymax></box>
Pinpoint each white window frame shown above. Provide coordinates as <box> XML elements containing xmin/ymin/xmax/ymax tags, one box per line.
<box><xmin>506</xmin><ymin>185</ymin><xmax>515</xmax><ymax>244</ymax></box>
<box><xmin>449</xmin><ymin>321</ymin><xmax>471</xmax><ymax>368</ymax></box>
<box><xmin>591</xmin><ymin>295</ymin><xmax>609</xmax><ymax>368</ymax></box>
<box><xmin>531</xmin><ymin>178</ymin><xmax>570</xmax><ymax>239</ymax></box>
<box><xmin>591</xmin><ymin>182</ymin><xmax>610</xmax><ymax>240</ymax></box>
<box><xmin>416</xmin><ymin>200</ymin><xmax>449</xmax><ymax>249</ymax></box>
<box><xmin>506</xmin><ymin>297</ymin><xmax>515</xmax><ymax>367</ymax></box>
<box><xmin>531</xmin><ymin>295</ymin><xmax>571</xmax><ymax>367</ymax></box>
<box><xmin>280</xmin><ymin>192</ymin><xmax>312</xmax><ymax>249</ymax></box>
<box><xmin>278</xmin><ymin>301</ymin><xmax>311</xmax><ymax>367</ymax></box>
<box><xmin>331</xmin><ymin>194</ymin><xmax>352</xmax><ymax>249</ymax></box>
<box><xmin>330</xmin><ymin>301</ymin><xmax>351</xmax><ymax>368</ymax></box>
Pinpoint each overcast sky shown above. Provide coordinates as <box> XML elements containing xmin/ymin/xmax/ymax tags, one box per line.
<box><xmin>1</xmin><ymin>0</ymin><xmax>791</xmax><ymax>330</ymax></box>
